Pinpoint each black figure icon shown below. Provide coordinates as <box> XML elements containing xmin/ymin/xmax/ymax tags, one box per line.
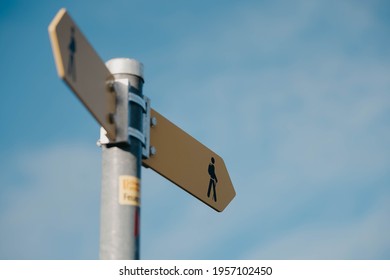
<box><xmin>207</xmin><ymin>157</ymin><xmax>218</xmax><ymax>202</ymax></box>
<box><xmin>68</xmin><ymin>27</ymin><xmax>76</xmax><ymax>81</ymax></box>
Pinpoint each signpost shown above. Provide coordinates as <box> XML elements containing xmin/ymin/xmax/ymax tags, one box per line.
<box><xmin>48</xmin><ymin>8</ymin><xmax>236</xmax><ymax>259</ymax></box>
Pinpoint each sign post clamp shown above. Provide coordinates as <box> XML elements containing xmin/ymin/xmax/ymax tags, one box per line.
<box><xmin>98</xmin><ymin>80</ymin><xmax>152</xmax><ymax>159</ymax></box>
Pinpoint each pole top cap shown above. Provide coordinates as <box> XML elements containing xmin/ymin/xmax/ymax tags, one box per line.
<box><xmin>106</xmin><ymin>58</ymin><xmax>144</xmax><ymax>80</ymax></box>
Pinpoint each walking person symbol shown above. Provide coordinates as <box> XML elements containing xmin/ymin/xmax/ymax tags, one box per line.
<box><xmin>207</xmin><ymin>157</ymin><xmax>218</xmax><ymax>202</ymax></box>
<box><xmin>68</xmin><ymin>27</ymin><xmax>76</xmax><ymax>81</ymax></box>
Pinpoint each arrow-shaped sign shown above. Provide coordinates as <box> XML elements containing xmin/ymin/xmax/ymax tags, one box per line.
<box><xmin>142</xmin><ymin>110</ymin><xmax>236</xmax><ymax>212</ymax></box>
<box><xmin>48</xmin><ymin>8</ymin><xmax>116</xmax><ymax>140</ymax></box>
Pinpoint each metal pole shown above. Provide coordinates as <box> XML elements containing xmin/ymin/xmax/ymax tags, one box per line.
<box><xmin>99</xmin><ymin>58</ymin><xmax>144</xmax><ymax>259</ymax></box>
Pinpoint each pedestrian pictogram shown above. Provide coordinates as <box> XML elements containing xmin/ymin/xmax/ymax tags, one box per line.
<box><xmin>68</xmin><ymin>26</ymin><xmax>76</xmax><ymax>81</ymax></box>
<box><xmin>207</xmin><ymin>157</ymin><xmax>218</xmax><ymax>202</ymax></box>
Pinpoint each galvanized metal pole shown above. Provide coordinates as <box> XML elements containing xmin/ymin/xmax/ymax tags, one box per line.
<box><xmin>99</xmin><ymin>58</ymin><xmax>144</xmax><ymax>259</ymax></box>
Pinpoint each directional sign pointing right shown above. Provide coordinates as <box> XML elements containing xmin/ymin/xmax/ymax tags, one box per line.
<box><xmin>143</xmin><ymin>109</ymin><xmax>236</xmax><ymax>212</ymax></box>
<box><xmin>48</xmin><ymin>9</ymin><xmax>116</xmax><ymax>140</ymax></box>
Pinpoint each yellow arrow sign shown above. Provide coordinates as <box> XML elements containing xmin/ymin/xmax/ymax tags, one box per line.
<box><xmin>143</xmin><ymin>109</ymin><xmax>236</xmax><ymax>212</ymax></box>
<box><xmin>48</xmin><ymin>9</ymin><xmax>116</xmax><ymax>140</ymax></box>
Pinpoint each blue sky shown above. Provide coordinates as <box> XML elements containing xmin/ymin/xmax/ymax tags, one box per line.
<box><xmin>0</xmin><ymin>0</ymin><xmax>389</xmax><ymax>259</ymax></box>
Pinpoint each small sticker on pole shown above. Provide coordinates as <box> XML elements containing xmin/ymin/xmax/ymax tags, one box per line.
<box><xmin>119</xmin><ymin>176</ymin><xmax>140</xmax><ymax>206</ymax></box>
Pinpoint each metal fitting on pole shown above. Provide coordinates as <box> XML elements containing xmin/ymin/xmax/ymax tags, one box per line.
<box><xmin>99</xmin><ymin>58</ymin><xmax>144</xmax><ymax>260</ymax></box>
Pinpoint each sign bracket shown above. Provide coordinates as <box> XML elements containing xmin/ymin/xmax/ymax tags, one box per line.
<box><xmin>98</xmin><ymin>79</ymin><xmax>152</xmax><ymax>159</ymax></box>
<box><xmin>142</xmin><ymin>97</ymin><xmax>151</xmax><ymax>159</ymax></box>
